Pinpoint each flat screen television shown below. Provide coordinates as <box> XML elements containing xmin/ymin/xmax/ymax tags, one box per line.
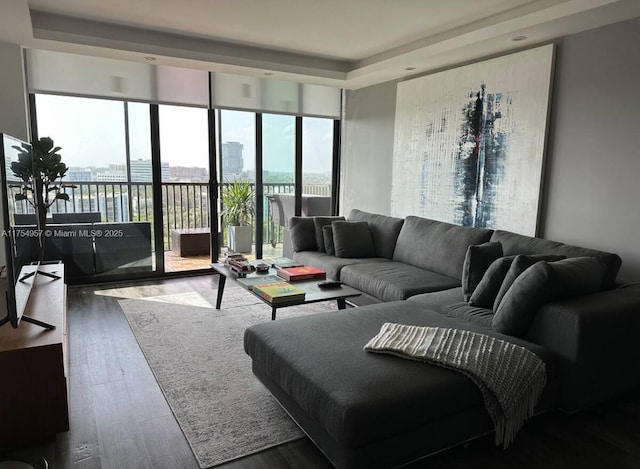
<box><xmin>0</xmin><ymin>132</ymin><xmax>54</xmax><ymax>330</ymax></box>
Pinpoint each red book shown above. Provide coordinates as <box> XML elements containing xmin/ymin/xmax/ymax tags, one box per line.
<box><xmin>276</xmin><ymin>266</ymin><xmax>326</xmax><ymax>282</ymax></box>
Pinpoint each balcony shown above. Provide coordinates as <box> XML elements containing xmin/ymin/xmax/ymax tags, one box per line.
<box><xmin>9</xmin><ymin>181</ymin><xmax>331</xmax><ymax>274</ymax></box>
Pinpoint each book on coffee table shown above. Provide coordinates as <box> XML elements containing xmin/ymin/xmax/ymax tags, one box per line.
<box><xmin>276</xmin><ymin>266</ymin><xmax>326</xmax><ymax>282</ymax></box>
<box><xmin>252</xmin><ymin>281</ymin><xmax>306</xmax><ymax>304</ymax></box>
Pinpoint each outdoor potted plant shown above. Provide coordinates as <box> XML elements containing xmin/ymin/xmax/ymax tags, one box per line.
<box><xmin>11</xmin><ymin>136</ymin><xmax>71</xmax><ymax>262</ymax></box>
<box><xmin>221</xmin><ymin>178</ymin><xmax>255</xmax><ymax>253</ymax></box>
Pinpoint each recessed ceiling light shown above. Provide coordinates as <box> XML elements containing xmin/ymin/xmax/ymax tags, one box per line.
<box><xmin>511</xmin><ymin>35</ymin><xmax>527</xmax><ymax>42</ymax></box>
<box><xmin>405</xmin><ymin>67</ymin><xmax>416</xmax><ymax>71</ymax></box>
<box><xmin>144</xmin><ymin>56</ymin><xmax>156</xmax><ymax>61</ymax></box>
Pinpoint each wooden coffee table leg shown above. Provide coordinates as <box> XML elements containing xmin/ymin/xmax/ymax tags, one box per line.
<box><xmin>216</xmin><ymin>274</ymin><xmax>226</xmax><ymax>309</ymax></box>
<box><xmin>337</xmin><ymin>298</ymin><xmax>346</xmax><ymax>310</ymax></box>
<box><xmin>272</xmin><ymin>307</ymin><xmax>277</xmax><ymax>321</ymax></box>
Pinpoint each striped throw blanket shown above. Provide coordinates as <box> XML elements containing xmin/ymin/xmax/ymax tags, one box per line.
<box><xmin>364</xmin><ymin>323</ymin><xmax>546</xmax><ymax>448</ymax></box>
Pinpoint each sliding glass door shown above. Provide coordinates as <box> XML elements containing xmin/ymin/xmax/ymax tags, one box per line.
<box><xmin>158</xmin><ymin>104</ymin><xmax>211</xmax><ymax>272</ymax></box>
<box><xmin>30</xmin><ymin>93</ymin><xmax>340</xmax><ymax>279</ymax></box>
<box><xmin>31</xmin><ymin>94</ymin><xmax>157</xmax><ymax>278</ymax></box>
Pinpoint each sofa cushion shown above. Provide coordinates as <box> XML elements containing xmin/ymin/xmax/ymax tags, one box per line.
<box><xmin>340</xmin><ymin>262</ymin><xmax>460</xmax><ymax>302</ymax></box>
<box><xmin>289</xmin><ymin>216</ymin><xmax>317</xmax><ymax>252</ymax></box>
<box><xmin>322</xmin><ymin>225</ymin><xmax>336</xmax><ymax>256</ymax></box>
<box><xmin>461</xmin><ymin>241</ymin><xmax>503</xmax><ymax>302</ymax></box>
<box><xmin>347</xmin><ymin>209</ymin><xmax>405</xmax><ymax>259</ymax></box>
<box><xmin>293</xmin><ymin>251</ymin><xmax>390</xmax><ymax>281</ymax></box>
<box><xmin>490</xmin><ymin>230</ymin><xmax>621</xmax><ymax>289</ymax></box>
<box><xmin>393</xmin><ymin>216</ymin><xmax>493</xmax><ymax>280</ymax></box>
<box><xmin>313</xmin><ymin>216</ymin><xmax>345</xmax><ymax>252</ymax></box>
<box><xmin>332</xmin><ymin>221</ymin><xmax>376</xmax><ymax>258</ymax></box>
<box><xmin>546</xmin><ymin>257</ymin><xmax>606</xmax><ymax>300</ymax></box>
<box><xmin>493</xmin><ymin>262</ymin><xmax>552</xmax><ymax>337</ymax></box>
<box><xmin>443</xmin><ymin>303</ymin><xmax>494</xmax><ymax>329</ymax></box>
<box><xmin>493</xmin><ymin>254</ymin><xmax>565</xmax><ymax>311</ymax></box>
<box><xmin>470</xmin><ymin>254</ymin><xmax>565</xmax><ymax>308</ymax></box>
<box><xmin>408</xmin><ymin>287</ymin><xmax>464</xmax><ymax>313</ymax></box>
<box><xmin>468</xmin><ymin>257</ymin><xmax>513</xmax><ymax>308</ymax></box>
<box><xmin>244</xmin><ymin>301</ymin><xmax>557</xmax><ymax>449</ymax></box>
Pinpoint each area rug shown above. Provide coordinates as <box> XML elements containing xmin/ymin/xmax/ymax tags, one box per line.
<box><xmin>118</xmin><ymin>284</ymin><xmax>337</xmax><ymax>468</ymax></box>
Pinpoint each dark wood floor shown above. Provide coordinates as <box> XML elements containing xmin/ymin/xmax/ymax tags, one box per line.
<box><xmin>2</xmin><ymin>275</ymin><xmax>640</xmax><ymax>469</ymax></box>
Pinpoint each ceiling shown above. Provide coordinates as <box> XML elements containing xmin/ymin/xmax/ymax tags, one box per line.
<box><xmin>2</xmin><ymin>0</ymin><xmax>640</xmax><ymax>89</ymax></box>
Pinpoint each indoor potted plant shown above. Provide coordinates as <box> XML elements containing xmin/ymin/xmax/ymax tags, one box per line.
<box><xmin>11</xmin><ymin>136</ymin><xmax>71</xmax><ymax>262</ymax></box>
<box><xmin>221</xmin><ymin>178</ymin><xmax>255</xmax><ymax>253</ymax></box>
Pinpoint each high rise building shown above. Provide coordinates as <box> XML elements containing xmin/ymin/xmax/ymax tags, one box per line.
<box><xmin>222</xmin><ymin>141</ymin><xmax>244</xmax><ymax>178</ymax></box>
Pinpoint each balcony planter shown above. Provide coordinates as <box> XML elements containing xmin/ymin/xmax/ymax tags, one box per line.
<box><xmin>228</xmin><ymin>225</ymin><xmax>252</xmax><ymax>253</ymax></box>
<box><xmin>222</xmin><ymin>179</ymin><xmax>255</xmax><ymax>254</ymax></box>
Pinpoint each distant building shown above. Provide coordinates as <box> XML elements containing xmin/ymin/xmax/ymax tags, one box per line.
<box><xmin>222</xmin><ymin>141</ymin><xmax>244</xmax><ymax>178</ymax></box>
<box><xmin>66</xmin><ymin>168</ymin><xmax>93</xmax><ymax>181</ymax></box>
<box><xmin>170</xmin><ymin>166</ymin><xmax>208</xmax><ymax>181</ymax></box>
<box><xmin>91</xmin><ymin>193</ymin><xmax>130</xmax><ymax>222</ymax></box>
<box><xmin>96</xmin><ymin>171</ymin><xmax>127</xmax><ymax>182</ymax></box>
<box><xmin>130</xmin><ymin>159</ymin><xmax>170</xmax><ymax>182</ymax></box>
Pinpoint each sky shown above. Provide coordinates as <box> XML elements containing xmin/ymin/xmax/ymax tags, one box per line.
<box><xmin>35</xmin><ymin>94</ymin><xmax>333</xmax><ymax>175</ymax></box>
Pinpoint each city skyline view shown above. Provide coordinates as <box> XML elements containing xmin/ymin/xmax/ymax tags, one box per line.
<box><xmin>34</xmin><ymin>94</ymin><xmax>334</xmax><ymax>184</ymax></box>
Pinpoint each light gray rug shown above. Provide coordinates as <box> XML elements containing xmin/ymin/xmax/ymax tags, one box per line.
<box><xmin>118</xmin><ymin>284</ymin><xmax>337</xmax><ymax>468</ymax></box>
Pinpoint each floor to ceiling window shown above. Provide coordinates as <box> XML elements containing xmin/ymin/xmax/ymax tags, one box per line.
<box><xmin>261</xmin><ymin>113</ymin><xmax>296</xmax><ymax>258</ymax></box>
<box><xmin>29</xmin><ymin>94</ymin><xmax>157</xmax><ymax>279</ymax></box>
<box><xmin>24</xmin><ymin>51</ymin><xmax>342</xmax><ymax>280</ymax></box>
<box><xmin>158</xmin><ymin>104</ymin><xmax>211</xmax><ymax>272</ymax></box>
<box><xmin>302</xmin><ymin>116</ymin><xmax>334</xmax><ymax>211</ymax></box>
<box><xmin>218</xmin><ymin>110</ymin><xmax>256</xmax><ymax>259</ymax></box>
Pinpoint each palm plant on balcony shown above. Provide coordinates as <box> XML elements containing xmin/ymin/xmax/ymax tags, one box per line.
<box><xmin>11</xmin><ymin>136</ymin><xmax>71</xmax><ymax>262</ymax></box>
<box><xmin>221</xmin><ymin>178</ymin><xmax>255</xmax><ymax>253</ymax></box>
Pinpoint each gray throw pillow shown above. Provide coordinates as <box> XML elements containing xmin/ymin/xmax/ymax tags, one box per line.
<box><xmin>493</xmin><ymin>254</ymin><xmax>566</xmax><ymax>311</ymax></box>
<box><xmin>462</xmin><ymin>241</ymin><xmax>503</xmax><ymax>302</ymax></box>
<box><xmin>332</xmin><ymin>221</ymin><xmax>375</xmax><ymax>258</ymax></box>
<box><xmin>493</xmin><ymin>262</ymin><xmax>552</xmax><ymax>337</ymax></box>
<box><xmin>313</xmin><ymin>216</ymin><xmax>345</xmax><ymax>252</ymax></box>
<box><xmin>323</xmin><ymin>225</ymin><xmax>335</xmax><ymax>256</ymax></box>
<box><xmin>547</xmin><ymin>257</ymin><xmax>606</xmax><ymax>300</ymax></box>
<box><xmin>469</xmin><ymin>257</ymin><xmax>514</xmax><ymax>308</ymax></box>
<box><xmin>289</xmin><ymin>217</ymin><xmax>317</xmax><ymax>252</ymax></box>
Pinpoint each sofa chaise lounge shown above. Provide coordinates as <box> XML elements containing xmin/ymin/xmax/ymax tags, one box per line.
<box><xmin>244</xmin><ymin>209</ymin><xmax>640</xmax><ymax>469</ymax></box>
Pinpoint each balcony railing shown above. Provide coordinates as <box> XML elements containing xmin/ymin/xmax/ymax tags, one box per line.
<box><xmin>9</xmin><ymin>181</ymin><xmax>331</xmax><ymax>251</ymax></box>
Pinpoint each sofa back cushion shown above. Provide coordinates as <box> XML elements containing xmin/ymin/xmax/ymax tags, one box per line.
<box><xmin>289</xmin><ymin>216</ymin><xmax>317</xmax><ymax>252</ymax></box>
<box><xmin>490</xmin><ymin>230</ymin><xmax>621</xmax><ymax>289</ymax></box>
<box><xmin>323</xmin><ymin>225</ymin><xmax>336</xmax><ymax>256</ymax></box>
<box><xmin>313</xmin><ymin>216</ymin><xmax>345</xmax><ymax>252</ymax></box>
<box><xmin>493</xmin><ymin>262</ymin><xmax>552</xmax><ymax>337</ymax></box>
<box><xmin>393</xmin><ymin>216</ymin><xmax>493</xmax><ymax>280</ymax></box>
<box><xmin>347</xmin><ymin>209</ymin><xmax>404</xmax><ymax>259</ymax></box>
<box><xmin>332</xmin><ymin>221</ymin><xmax>376</xmax><ymax>258</ymax></box>
<box><xmin>493</xmin><ymin>254</ymin><xmax>566</xmax><ymax>311</ymax></box>
<box><xmin>461</xmin><ymin>241</ymin><xmax>503</xmax><ymax>302</ymax></box>
<box><xmin>492</xmin><ymin>256</ymin><xmax>606</xmax><ymax>337</ymax></box>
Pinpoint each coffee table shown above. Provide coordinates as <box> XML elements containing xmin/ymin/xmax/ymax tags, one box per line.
<box><xmin>211</xmin><ymin>262</ymin><xmax>362</xmax><ymax>320</ymax></box>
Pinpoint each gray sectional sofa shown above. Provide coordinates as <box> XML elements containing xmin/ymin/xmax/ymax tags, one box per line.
<box><xmin>244</xmin><ymin>209</ymin><xmax>640</xmax><ymax>469</ymax></box>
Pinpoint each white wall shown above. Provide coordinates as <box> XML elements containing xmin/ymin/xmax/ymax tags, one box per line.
<box><xmin>541</xmin><ymin>17</ymin><xmax>640</xmax><ymax>282</ymax></box>
<box><xmin>340</xmin><ymin>81</ymin><xmax>397</xmax><ymax>216</ymax></box>
<box><xmin>341</xmin><ymin>17</ymin><xmax>640</xmax><ymax>282</ymax></box>
<box><xmin>0</xmin><ymin>42</ymin><xmax>29</xmax><ymax>140</ymax></box>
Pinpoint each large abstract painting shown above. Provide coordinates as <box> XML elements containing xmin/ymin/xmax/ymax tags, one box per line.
<box><xmin>391</xmin><ymin>45</ymin><xmax>554</xmax><ymax>236</ymax></box>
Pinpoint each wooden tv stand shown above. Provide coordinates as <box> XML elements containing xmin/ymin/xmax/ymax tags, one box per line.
<box><xmin>0</xmin><ymin>264</ymin><xmax>68</xmax><ymax>448</ymax></box>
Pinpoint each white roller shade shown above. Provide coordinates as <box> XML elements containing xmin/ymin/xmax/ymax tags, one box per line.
<box><xmin>26</xmin><ymin>49</ymin><xmax>209</xmax><ymax>107</ymax></box>
<box><xmin>210</xmin><ymin>72</ymin><xmax>340</xmax><ymax>118</ymax></box>
<box><xmin>26</xmin><ymin>49</ymin><xmax>341</xmax><ymax>117</ymax></box>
